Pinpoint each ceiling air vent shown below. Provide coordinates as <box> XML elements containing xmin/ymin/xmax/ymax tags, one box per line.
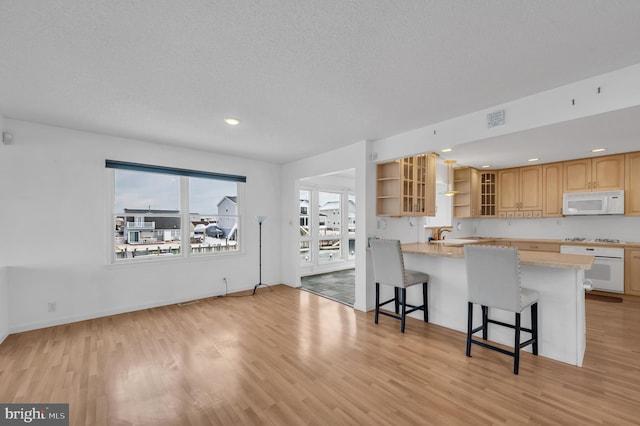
<box><xmin>487</xmin><ymin>109</ymin><xmax>505</xmax><ymax>128</ymax></box>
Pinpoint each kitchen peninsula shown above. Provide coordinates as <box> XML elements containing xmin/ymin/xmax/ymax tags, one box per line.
<box><xmin>399</xmin><ymin>242</ymin><xmax>593</xmax><ymax>367</ymax></box>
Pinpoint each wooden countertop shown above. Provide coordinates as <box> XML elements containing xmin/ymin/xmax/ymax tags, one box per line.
<box><xmin>402</xmin><ymin>242</ymin><xmax>594</xmax><ymax>270</ymax></box>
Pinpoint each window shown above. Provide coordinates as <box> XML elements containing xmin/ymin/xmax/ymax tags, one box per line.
<box><xmin>299</xmin><ymin>186</ymin><xmax>355</xmax><ymax>267</ymax></box>
<box><xmin>347</xmin><ymin>193</ymin><xmax>356</xmax><ymax>260</ymax></box>
<box><xmin>189</xmin><ymin>177</ymin><xmax>239</xmax><ymax>256</ymax></box>
<box><xmin>318</xmin><ymin>191</ymin><xmax>341</xmax><ymax>262</ymax></box>
<box><xmin>108</xmin><ymin>160</ymin><xmax>244</xmax><ymax>262</ymax></box>
<box><xmin>299</xmin><ymin>189</ymin><xmax>312</xmax><ymax>264</ymax></box>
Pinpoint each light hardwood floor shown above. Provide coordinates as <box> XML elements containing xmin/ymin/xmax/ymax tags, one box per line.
<box><xmin>1</xmin><ymin>285</ymin><xmax>640</xmax><ymax>425</ymax></box>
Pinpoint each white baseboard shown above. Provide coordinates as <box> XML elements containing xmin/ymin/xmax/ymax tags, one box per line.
<box><xmin>8</xmin><ymin>288</ymin><xmax>233</xmax><ymax>334</ymax></box>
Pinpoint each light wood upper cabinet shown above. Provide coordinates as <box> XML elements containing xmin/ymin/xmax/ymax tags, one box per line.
<box><xmin>563</xmin><ymin>159</ymin><xmax>591</xmax><ymax>192</ymax></box>
<box><xmin>563</xmin><ymin>154</ymin><xmax>624</xmax><ymax>193</ymax></box>
<box><xmin>479</xmin><ymin>171</ymin><xmax>497</xmax><ymax>217</ymax></box>
<box><xmin>542</xmin><ymin>162</ymin><xmax>563</xmax><ymax>217</ymax></box>
<box><xmin>497</xmin><ymin>168</ymin><xmax>519</xmax><ymax>211</ymax></box>
<box><xmin>453</xmin><ymin>166</ymin><xmax>479</xmax><ymax>218</ymax></box>
<box><xmin>498</xmin><ymin>166</ymin><xmax>542</xmax><ymax>215</ymax></box>
<box><xmin>418</xmin><ymin>152</ymin><xmax>437</xmax><ymax>216</ymax></box>
<box><xmin>376</xmin><ymin>153</ymin><xmax>437</xmax><ymax>217</ymax></box>
<box><xmin>520</xmin><ymin>165</ymin><xmax>543</xmax><ymax>210</ymax></box>
<box><xmin>625</xmin><ymin>152</ymin><xmax>640</xmax><ymax>215</ymax></box>
<box><xmin>453</xmin><ymin>168</ymin><xmax>496</xmax><ymax>218</ymax></box>
<box><xmin>376</xmin><ymin>160</ymin><xmax>402</xmax><ymax>216</ymax></box>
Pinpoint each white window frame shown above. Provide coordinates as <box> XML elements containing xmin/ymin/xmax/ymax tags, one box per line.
<box><xmin>299</xmin><ymin>185</ymin><xmax>355</xmax><ymax>271</ymax></box>
<box><xmin>107</xmin><ymin>167</ymin><xmax>244</xmax><ymax>265</ymax></box>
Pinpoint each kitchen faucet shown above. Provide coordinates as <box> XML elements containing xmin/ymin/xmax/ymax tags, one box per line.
<box><xmin>427</xmin><ymin>226</ymin><xmax>453</xmax><ymax>241</ymax></box>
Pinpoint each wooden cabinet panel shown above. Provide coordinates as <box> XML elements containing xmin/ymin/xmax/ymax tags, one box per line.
<box><xmin>543</xmin><ymin>162</ymin><xmax>563</xmax><ymax>217</ymax></box>
<box><xmin>498</xmin><ymin>168</ymin><xmax>519</xmax><ymax>211</ymax></box>
<box><xmin>498</xmin><ymin>166</ymin><xmax>542</xmax><ymax>215</ymax></box>
<box><xmin>423</xmin><ymin>152</ymin><xmax>437</xmax><ymax>216</ymax></box>
<box><xmin>625</xmin><ymin>248</ymin><xmax>640</xmax><ymax>296</ymax></box>
<box><xmin>479</xmin><ymin>171</ymin><xmax>497</xmax><ymax>217</ymax></box>
<box><xmin>376</xmin><ymin>161</ymin><xmax>401</xmax><ymax>216</ymax></box>
<box><xmin>625</xmin><ymin>152</ymin><xmax>640</xmax><ymax>215</ymax></box>
<box><xmin>563</xmin><ymin>155</ymin><xmax>624</xmax><ymax>193</ymax></box>
<box><xmin>453</xmin><ymin>166</ymin><xmax>476</xmax><ymax>218</ymax></box>
<box><xmin>454</xmin><ymin>168</ymin><xmax>497</xmax><ymax>218</ymax></box>
<box><xmin>510</xmin><ymin>241</ymin><xmax>560</xmax><ymax>252</ymax></box>
<box><xmin>520</xmin><ymin>165</ymin><xmax>543</xmax><ymax>210</ymax></box>
<box><xmin>593</xmin><ymin>155</ymin><xmax>624</xmax><ymax>191</ymax></box>
<box><xmin>563</xmin><ymin>159</ymin><xmax>591</xmax><ymax>193</ymax></box>
<box><xmin>401</xmin><ymin>156</ymin><xmax>415</xmax><ymax>213</ymax></box>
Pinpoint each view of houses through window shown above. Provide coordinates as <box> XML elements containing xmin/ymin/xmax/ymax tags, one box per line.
<box><xmin>113</xmin><ymin>169</ymin><xmax>240</xmax><ymax>261</ymax></box>
<box><xmin>299</xmin><ymin>187</ymin><xmax>355</xmax><ymax>266</ymax></box>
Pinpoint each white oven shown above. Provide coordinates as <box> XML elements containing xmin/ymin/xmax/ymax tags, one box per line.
<box><xmin>560</xmin><ymin>245</ymin><xmax>624</xmax><ymax>293</ymax></box>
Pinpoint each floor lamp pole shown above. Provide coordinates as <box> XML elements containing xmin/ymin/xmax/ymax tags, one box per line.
<box><xmin>252</xmin><ymin>216</ymin><xmax>267</xmax><ymax>295</ymax></box>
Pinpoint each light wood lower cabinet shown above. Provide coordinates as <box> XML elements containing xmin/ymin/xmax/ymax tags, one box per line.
<box><xmin>510</xmin><ymin>241</ymin><xmax>560</xmax><ymax>253</ymax></box>
<box><xmin>625</xmin><ymin>249</ymin><xmax>640</xmax><ymax>296</ymax></box>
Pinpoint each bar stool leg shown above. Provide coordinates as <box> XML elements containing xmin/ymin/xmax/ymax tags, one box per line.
<box><xmin>466</xmin><ymin>302</ymin><xmax>473</xmax><ymax>357</ymax></box>
<box><xmin>514</xmin><ymin>312</ymin><xmax>521</xmax><ymax>375</ymax></box>
<box><xmin>531</xmin><ymin>303</ymin><xmax>539</xmax><ymax>355</ymax></box>
<box><xmin>482</xmin><ymin>305</ymin><xmax>488</xmax><ymax>340</ymax></box>
<box><xmin>401</xmin><ymin>288</ymin><xmax>407</xmax><ymax>333</ymax></box>
<box><xmin>375</xmin><ymin>283</ymin><xmax>380</xmax><ymax>324</ymax></box>
<box><xmin>422</xmin><ymin>282</ymin><xmax>428</xmax><ymax>322</ymax></box>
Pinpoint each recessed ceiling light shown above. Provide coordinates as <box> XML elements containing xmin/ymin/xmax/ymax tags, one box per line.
<box><xmin>481</xmin><ymin>165</ymin><xmax>491</xmax><ymax>168</ymax></box>
<box><xmin>591</xmin><ymin>148</ymin><xmax>606</xmax><ymax>153</ymax></box>
<box><xmin>224</xmin><ymin>117</ymin><xmax>240</xmax><ymax>126</ymax></box>
<box><xmin>441</xmin><ymin>148</ymin><xmax>452</xmax><ymax>152</ymax></box>
<box><xmin>527</xmin><ymin>158</ymin><xmax>539</xmax><ymax>162</ymax></box>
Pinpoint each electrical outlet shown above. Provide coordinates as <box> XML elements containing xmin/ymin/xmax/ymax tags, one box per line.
<box><xmin>48</xmin><ymin>302</ymin><xmax>57</xmax><ymax>312</ymax></box>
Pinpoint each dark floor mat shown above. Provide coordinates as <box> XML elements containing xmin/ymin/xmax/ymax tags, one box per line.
<box><xmin>586</xmin><ymin>293</ymin><xmax>623</xmax><ymax>303</ymax></box>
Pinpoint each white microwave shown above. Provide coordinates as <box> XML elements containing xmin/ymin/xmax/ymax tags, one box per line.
<box><xmin>563</xmin><ymin>190</ymin><xmax>624</xmax><ymax>215</ymax></box>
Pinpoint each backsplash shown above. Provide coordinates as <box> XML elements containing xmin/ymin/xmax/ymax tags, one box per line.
<box><xmin>375</xmin><ymin>215</ymin><xmax>640</xmax><ymax>244</ymax></box>
<box><xmin>469</xmin><ymin>216</ymin><xmax>640</xmax><ymax>243</ymax></box>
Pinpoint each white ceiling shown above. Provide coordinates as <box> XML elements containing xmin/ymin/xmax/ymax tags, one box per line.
<box><xmin>451</xmin><ymin>105</ymin><xmax>640</xmax><ymax>170</ymax></box>
<box><xmin>1</xmin><ymin>1</ymin><xmax>640</xmax><ymax>165</ymax></box>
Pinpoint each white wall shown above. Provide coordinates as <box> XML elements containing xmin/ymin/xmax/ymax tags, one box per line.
<box><xmin>0</xmin><ymin>119</ymin><xmax>281</xmax><ymax>332</ymax></box>
<box><xmin>0</xmin><ymin>267</ymin><xmax>8</xmax><ymax>344</ymax></box>
<box><xmin>281</xmin><ymin>140</ymin><xmax>375</xmax><ymax>311</ymax></box>
<box><xmin>0</xmin><ymin>115</ymin><xmax>10</xmax><ymax>342</ymax></box>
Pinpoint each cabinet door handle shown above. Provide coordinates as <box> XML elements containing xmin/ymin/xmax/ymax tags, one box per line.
<box><xmin>588</xmin><ymin>182</ymin><xmax>591</xmax><ymax>189</ymax></box>
<box><xmin>593</xmin><ymin>181</ymin><xmax>597</xmax><ymax>189</ymax></box>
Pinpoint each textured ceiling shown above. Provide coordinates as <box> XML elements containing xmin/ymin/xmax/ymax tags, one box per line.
<box><xmin>1</xmin><ymin>1</ymin><xmax>640</xmax><ymax>164</ymax></box>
